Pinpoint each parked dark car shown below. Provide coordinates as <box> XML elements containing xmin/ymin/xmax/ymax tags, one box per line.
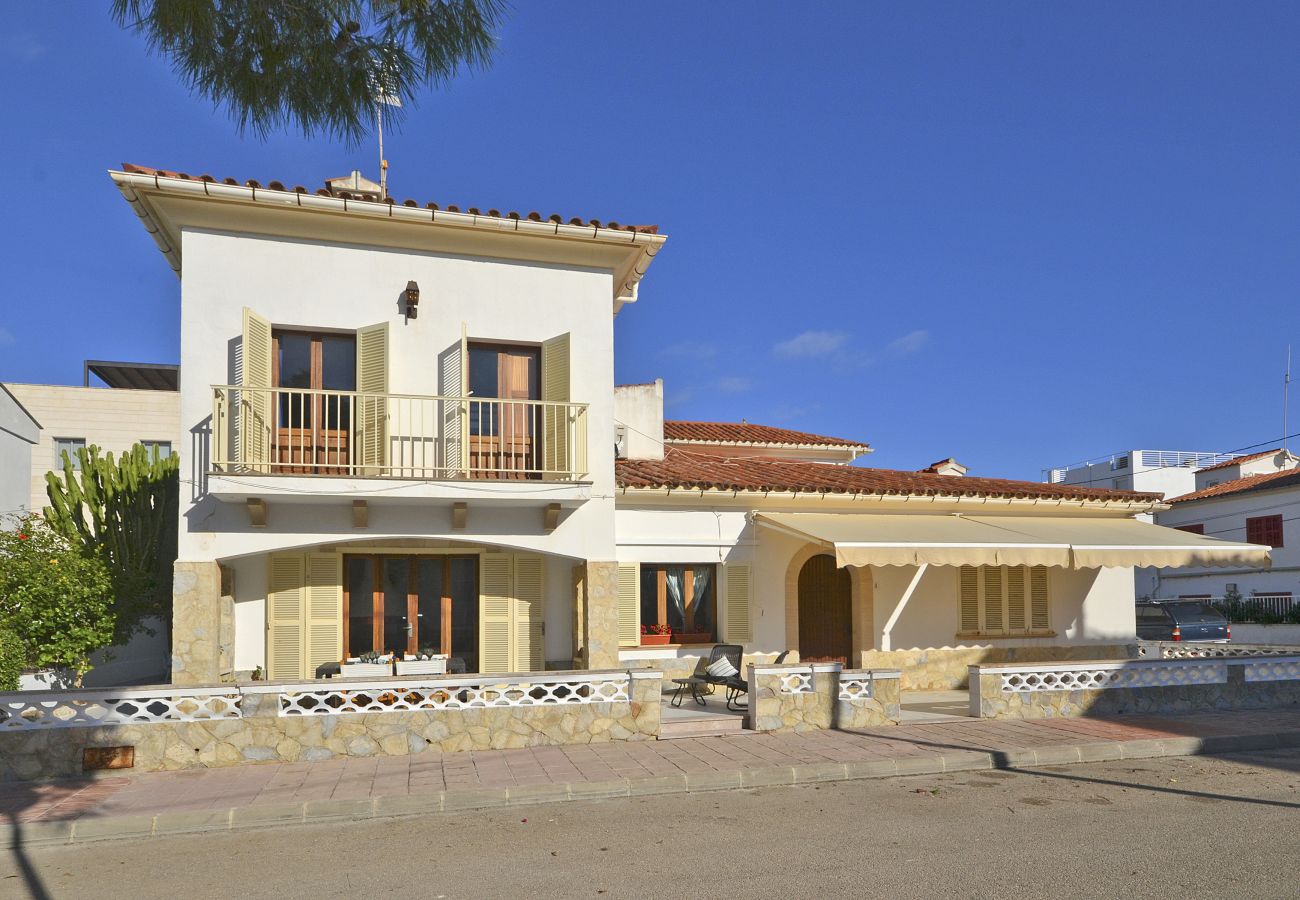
<box><xmin>1135</xmin><ymin>600</ymin><xmax>1230</xmax><ymax>643</ymax></box>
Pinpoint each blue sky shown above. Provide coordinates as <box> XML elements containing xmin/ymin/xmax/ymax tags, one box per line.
<box><xmin>1</xmin><ymin>2</ymin><xmax>1296</xmax><ymax>480</ymax></box>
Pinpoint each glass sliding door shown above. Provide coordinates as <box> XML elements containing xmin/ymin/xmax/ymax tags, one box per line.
<box><xmin>344</xmin><ymin>555</ymin><xmax>480</xmax><ymax>670</ymax></box>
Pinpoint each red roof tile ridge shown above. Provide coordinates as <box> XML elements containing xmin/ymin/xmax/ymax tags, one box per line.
<box><xmin>1195</xmin><ymin>449</ymin><xmax>1280</xmax><ymax>473</ymax></box>
<box><xmin>1168</xmin><ymin>465</ymin><xmax>1300</xmax><ymax>503</ymax></box>
<box><xmin>118</xmin><ymin>163</ymin><xmax>659</xmax><ymax>234</ymax></box>
<box><xmin>616</xmin><ymin>447</ymin><xmax>1159</xmax><ymax>503</ymax></box>
<box><xmin>663</xmin><ymin>420</ymin><xmax>870</xmax><ymax>449</ymax></box>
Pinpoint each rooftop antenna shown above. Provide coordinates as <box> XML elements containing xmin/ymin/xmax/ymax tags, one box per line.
<box><xmin>373</xmin><ymin>68</ymin><xmax>402</xmax><ymax>199</ymax></box>
<box><xmin>1285</xmin><ymin>344</ymin><xmax>1293</xmax><ymax>452</ymax></box>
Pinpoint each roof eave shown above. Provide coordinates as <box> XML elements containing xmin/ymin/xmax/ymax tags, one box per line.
<box><xmin>108</xmin><ymin>169</ymin><xmax>668</xmax><ymax>305</ymax></box>
<box><xmin>616</xmin><ymin>484</ymin><xmax>1163</xmax><ymax>512</ymax></box>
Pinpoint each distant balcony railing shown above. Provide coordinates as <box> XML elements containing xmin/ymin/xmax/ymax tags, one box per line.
<box><xmin>212</xmin><ymin>385</ymin><xmax>588</xmax><ymax>481</ymax></box>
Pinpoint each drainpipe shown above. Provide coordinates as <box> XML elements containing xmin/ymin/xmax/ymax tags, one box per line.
<box><xmin>881</xmin><ymin>563</ymin><xmax>928</xmax><ymax>652</ymax></box>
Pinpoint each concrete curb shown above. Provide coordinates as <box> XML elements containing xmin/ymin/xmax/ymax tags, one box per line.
<box><xmin>5</xmin><ymin>729</ymin><xmax>1297</xmax><ymax>850</ymax></box>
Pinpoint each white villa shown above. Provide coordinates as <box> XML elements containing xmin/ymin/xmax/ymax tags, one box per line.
<box><xmin>109</xmin><ymin>163</ymin><xmax>1272</xmax><ymax>695</ymax></box>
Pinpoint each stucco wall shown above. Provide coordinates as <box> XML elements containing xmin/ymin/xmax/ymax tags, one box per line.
<box><xmin>2</xmin><ymin>383</ymin><xmax>179</xmax><ymax>512</ymax></box>
<box><xmin>178</xmin><ymin>228</ymin><xmax>619</xmax><ymax>565</ymax></box>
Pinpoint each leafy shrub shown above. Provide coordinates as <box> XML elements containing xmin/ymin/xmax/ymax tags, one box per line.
<box><xmin>0</xmin><ymin>626</ymin><xmax>22</xmax><ymax>691</ymax></box>
<box><xmin>0</xmin><ymin>515</ymin><xmax>116</xmax><ymax>680</ymax></box>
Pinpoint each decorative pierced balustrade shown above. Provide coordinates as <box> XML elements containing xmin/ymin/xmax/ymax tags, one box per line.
<box><xmin>777</xmin><ymin>669</ymin><xmax>814</xmax><ymax>694</ymax></box>
<box><xmin>1139</xmin><ymin>641</ymin><xmax>1300</xmax><ymax>659</ymax></box>
<box><xmin>995</xmin><ymin>660</ymin><xmax>1227</xmax><ymax>693</ymax></box>
<box><xmin>268</xmin><ymin>671</ymin><xmax>631</xmax><ymax>717</ymax></box>
<box><xmin>211</xmin><ymin>385</ymin><xmax>588</xmax><ymax>481</ymax></box>
<box><xmin>0</xmin><ymin>686</ymin><xmax>242</xmax><ymax>732</ymax></box>
<box><xmin>837</xmin><ymin>674</ymin><xmax>876</xmax><ymax>701</ymax></box>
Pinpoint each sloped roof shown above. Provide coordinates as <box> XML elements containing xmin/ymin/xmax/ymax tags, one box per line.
<box><xmin>616</xmin><ymin>447</ymin><xmax>1159</xmax><ymax>503</ymax></box>
<box><xmin>1169</xmin><ymin>466</ymin><xmax>1300</xmax><ymax>503</ymax></box>
<box><xmin>663</xmin><ymin>421</ymin><xmax>870</xmax><ymax>450</ymax></box>
<box><xmin>1195</xmin><ymin>449</ymin><xmax>1278</xmax><ymax>473</ymax></box>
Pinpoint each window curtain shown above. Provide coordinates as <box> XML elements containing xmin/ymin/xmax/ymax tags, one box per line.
<box><xmin>690</xmin><ymin>566</ymin><xmax>712</xmax><ymax>632</ymax></box>
<box><xmin>664</xmin><ymin>566</ymin><xmax>685</xmax><ymax>629</ymax></box>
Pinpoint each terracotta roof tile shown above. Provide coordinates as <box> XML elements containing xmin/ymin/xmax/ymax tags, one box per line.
<box><xmin>1195</xmin><ymin>449</ymin><xmax>1279</xmax><ymax>473</ymax></box>
<box><xmin>1168</xmin><ymin>466</ymin><xmax>1300</xmax><ymax>503</ymax></box>
<box><xmin>663</xmin><ymin>420</ymin><xmax>869</xmax><ymax>450</ymax></box>
<box><xmin>119</xmin><ymin>163</ymin><xmax>659</xmax><ymax>234</ymax></box>
<box><xmin>616</xmin><ymin>447</ymin><xmax>1159</xmax><ymax>503</ymax></box>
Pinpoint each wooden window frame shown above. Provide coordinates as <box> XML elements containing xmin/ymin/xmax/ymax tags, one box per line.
<box><xmin>957</xmin><ymin>564</ymin><xmax>1056</xmax><ymax>639</ymax></box>
<box><xmin>1245</xmin><ymin>514</ymin><xmax>1284</xmax><ymax>548</ymax></box>
<box><xmin>342</xmin><ymin>554</ymin><xmax>474</xmax><ymax>658</ymax></box>
<box><xmin>639</xmin><ymin>563</ymin><xmax>717</xmax><ymax>643</ymax></box>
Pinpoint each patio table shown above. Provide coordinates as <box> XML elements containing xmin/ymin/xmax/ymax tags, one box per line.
<box><xmin>670</xmin><ymin>676</ymin><xmax>711</xmax><ymax>708</ymax></box>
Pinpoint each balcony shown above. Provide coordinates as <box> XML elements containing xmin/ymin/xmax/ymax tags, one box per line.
<box><xmin>211</xmin><ymin>385</ymin><xmax>589</xmax><ymax>483</ymax></box>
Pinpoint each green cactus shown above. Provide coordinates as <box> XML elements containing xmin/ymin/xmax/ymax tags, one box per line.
<box><xmin>44</xmin><ymin>443</ymin><xmax>179</xmax><ymax>643</ymax></box>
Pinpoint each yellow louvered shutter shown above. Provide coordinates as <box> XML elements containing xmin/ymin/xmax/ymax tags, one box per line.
<box><xmin>982</xmin><ymin>566</ymin><xmax>1004</xmax><ymax>634</ymax></box>
<box><xmin>616</xmin><ymin>562</ymin><xmax>640</xmax><ymax>647</ymax></box>
<box><xmin>514</xmin><ymin>554</ymin><xmax>546</xmax><ymax>671</ymax></box>
<box><xmin>1030</xmin><ymin>566</ymin><xmax>1051</xmax><ymax>631</ymax></box>
<box><xmin>241</xmin><ymin>308</ymin><xmax>273</xmax><ymax>473</ymax></box>
<box><xmin>438</xmin><ymin>325</ymin><xmax>469</xmax><ymax>477</ymax></box>
<box><xmin>305</xmin><ymin>553</ymin><xmax>343</xmax><ymax>678</ymax></box>
<box><xmin>267</xmin><ymin>553</ymin><xmax>305</xmax><ymax>680</ymax></box>
<box><xmin>541</xmin><ymin>333</ymin><xmax>571</xmax><ymax>479</ymax></box>
<box><xmin>959</xmin><ymin>565</ymin><xmax>980</xmax><ymax>633</ymax></box>
<box><xmin>356</xmin><ymin>322</ymin><xmax>389</xmax><ymax>475</ymax></box>
<box><xmin>480</xmin><ymin>554</ymin><xmax>512</xmax><ymax>673</ymax></box>
<box><xmin>724</xmin><ymin>564</ymin><xmax>753</xmax><ymax>643</ymax></box>
<box><xmin>1006</xmin><ymin>566</ymin><xmax>1027</xmax><ymax>633</ymax></box>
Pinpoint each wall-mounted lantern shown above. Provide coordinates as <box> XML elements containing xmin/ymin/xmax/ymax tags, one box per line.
<box><xmin>404</xmin><ymin>280</ymin><xmax>420</xmax><ymax>319</ymax></box>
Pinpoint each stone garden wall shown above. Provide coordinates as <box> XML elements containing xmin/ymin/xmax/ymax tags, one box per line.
<box><xmin>0</xmin><ymin>670</ymin><xmax>662</xmax><ymax>782</ymax></box>
<box><xmin>970</xmin><ymin>656</ymin><xmax>1300</xmax><ymax>720</ymax></box>
<box><xmin>748</xmin><ymin>663</ymin><xmax>901</xmax><ymax>733</ymax></box>
<box><xmin>862</xmin><ymin>644</ymin><xmax>1138</xmax><ymax>691</ymax></box>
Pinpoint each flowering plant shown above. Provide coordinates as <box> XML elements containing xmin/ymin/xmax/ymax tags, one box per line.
<box><xmin>0</xmin><ymin>514</ymin><xmax>116</xmax><ymax>681</ymax></box>
<box><xmin>640</xmin><ymin>623</ymin><xmax>673</xmax><ymax>636</ymax></box>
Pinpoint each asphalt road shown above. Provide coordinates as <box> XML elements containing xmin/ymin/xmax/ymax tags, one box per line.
<box><xmin>6</xmin><ymin>749</ymin><xmax>1299</xmax><ymax>900</ymax></box>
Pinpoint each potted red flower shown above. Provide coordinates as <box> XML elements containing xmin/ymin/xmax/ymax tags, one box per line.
<box><xmin>640</xmin><ymin>624</ymin><xmax>673</xmax><ymax>646</ymax></box>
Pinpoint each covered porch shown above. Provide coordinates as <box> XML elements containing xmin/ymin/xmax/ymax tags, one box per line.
<box><xmin>754</xmin><ymin>511</ymin><xmax>1272</xmax><ymax>691</ymax></box>
<box><xmin>171</xmin><ymin>540</ymin><xmax>630</xmax><ymax>685</ymax></box>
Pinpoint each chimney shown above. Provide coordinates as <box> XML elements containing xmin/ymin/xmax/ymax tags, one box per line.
<box><xmin>324</xmin><ymin>170</ymin><xmax>385</xmax><ymax>201</ymax></box>
<box><xmin>922</xmin><ymin>458</ymin><xmax>967</xmax><ymax>477</ymax></box>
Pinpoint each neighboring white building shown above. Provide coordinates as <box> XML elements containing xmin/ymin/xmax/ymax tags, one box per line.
<box><xmin>0</xmin><ymin>385</ymin><xmax>40</xmax><ymax>518</ymax></box>
<box><xmin>1146</xmin><ymin>449</ymin><xmax>1300</xmax><ymax>607</ymax></box>
<box><xmin>1044</xmin><ymin>449</ymin><xmax>1243</xmax><ymax>498</ymax></box>
<box><xmin>110</xmin><ymin>163</ymin><xmax>1269</xmax><ymax>692</ymax></box>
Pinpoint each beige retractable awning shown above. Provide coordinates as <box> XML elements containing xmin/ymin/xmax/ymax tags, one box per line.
<box><xmin>754</xmin><ymin>512</ymin><xmax>1272</xmax><ymax>570</ymax></box>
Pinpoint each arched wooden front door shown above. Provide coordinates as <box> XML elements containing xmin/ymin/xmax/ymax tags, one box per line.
<box><xmin>797</xmin><ymin>553</ymin><xmax>852</xmax><ymax>663</ymax></box>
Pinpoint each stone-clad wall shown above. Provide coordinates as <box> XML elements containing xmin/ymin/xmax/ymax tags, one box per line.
<box><xmin>862</xmin><ymin>644</ymin><xmax>1138</xmax><ymax>691</ymax></box>
<box><xmin>0</xmin><ymin>672</ymin><xmax>663</xmax><ymax>783</ymax></box>
<box><xmin>837</xmin><ymin>669</ymin><xmax>902</xmax><ymax>729</ymax></box>
<box><xmin>970</xmin><ymin>657</ymin><xmax>1300</xmax><ymax>720</ymax></box>
<box><xmin>748</xmin><ymin>663</ymin><xmax>901</xmax><ymax>733</ymax></box>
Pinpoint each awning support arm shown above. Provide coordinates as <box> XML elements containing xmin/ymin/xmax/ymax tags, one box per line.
<box><xmin>881</xmin><ymin>563</ymin><xmax>927</xmax><ymax>653</ymax></box>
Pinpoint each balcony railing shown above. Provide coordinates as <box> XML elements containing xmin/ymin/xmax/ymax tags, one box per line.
<box><xmin>212</xmin><ymin>385</ymin><xmax>588</xmax><ymax>481</ymax></box>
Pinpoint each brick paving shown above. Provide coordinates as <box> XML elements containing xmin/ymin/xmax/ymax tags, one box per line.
<box><xmin>2</xmin><ymin>708</ymin><xmax>1298</xmax><ymax>827</ymax></box>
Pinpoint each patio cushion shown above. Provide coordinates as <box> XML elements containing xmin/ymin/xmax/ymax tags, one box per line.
<box><xmin>707</xmin><ymin>656</ymin><xmax>738</xmax><ymax>678</ymax></box>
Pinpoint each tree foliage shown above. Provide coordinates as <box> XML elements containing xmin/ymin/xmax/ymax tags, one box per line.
<box><xmin>44</xmin><ymin>444</ymin><xmax>179</xmax><ymax>644</ymax></box>
<box><xmin>111</xmin><ymin>0</ymin><xmax>508</xmax><ymax>142</ymax></box>
<box><xmin>0</xmin><ymin>516</ymin><xmax>117</xmax><ymax>678</ymax></box>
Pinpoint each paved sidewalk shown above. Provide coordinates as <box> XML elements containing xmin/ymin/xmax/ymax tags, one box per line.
<box><xmin>3</xmin><ymin>708</ymin><xmax>1299</xmax><ymax>848</ymax></box>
